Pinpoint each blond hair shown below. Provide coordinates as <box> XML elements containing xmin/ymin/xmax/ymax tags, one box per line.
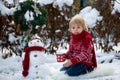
<box><xmin>69</xmin><ymin>15</ymin><xmax>88</xmax><ymax>31</ymax></box>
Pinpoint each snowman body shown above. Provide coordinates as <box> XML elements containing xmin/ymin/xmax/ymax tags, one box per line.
<box><xmin>28</xmin><ymin>51</ymin><xmax>46</xmax><ymax>79</ymax></box>
<box><xmin>22</xmin><ymin>36</ymin><xmax>50</xmax><ymax>79</ymax></box>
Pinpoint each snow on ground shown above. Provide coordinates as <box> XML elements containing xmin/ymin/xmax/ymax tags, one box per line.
<box><xmin>0</xmin><ymin>50</ymin><xmax>120</xmax><ymax>80</ymax></box>
<box><xmin>0</xmin><ymin>0</ymin><xmax>120</xmax><ymax>80</ymax></box>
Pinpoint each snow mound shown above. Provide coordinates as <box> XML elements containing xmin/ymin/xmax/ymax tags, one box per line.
<box><xmin>51</xmin><ymin>63</ymin><xmax>114</xmax><ymax>80</ymax></box>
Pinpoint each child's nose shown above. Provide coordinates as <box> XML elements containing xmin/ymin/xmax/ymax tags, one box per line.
<box><xmin>34</xmin><ymin>42</ymin><xmax>37</xmax><ymax>45</ymax></box>
<box><xmin>75</xmin><ymin>28</ymin><xmax>78</xmax><ymax>31</ymax></box>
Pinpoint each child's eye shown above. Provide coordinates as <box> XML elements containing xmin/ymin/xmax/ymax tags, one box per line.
<box><xmin>72</xmin><ymin>27</ymin><xmax>75</xmax><ymax>29</ymax></box>
<box><xmin>77</xmin><ymin>26</ymin><xmax>80</xmax><ymax>29</ymax></box>
<box><xmin>37</xmin><ymin>40</ymin><xmax>40</xmax><ymax>42</ymax></box>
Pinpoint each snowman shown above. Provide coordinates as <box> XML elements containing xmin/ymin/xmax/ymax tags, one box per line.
<box><xmin>22</xmin><ymin>35</ymin><xmax>51</xmax><ymax>79</ymax></box>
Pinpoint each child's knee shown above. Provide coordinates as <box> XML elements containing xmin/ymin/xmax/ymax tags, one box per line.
<box><xmin>67</xmin><ymin>72</ymin><xmax>80</xmax><ymax>76</ymax></box>
<box><xmin>66</xmin><ymin>69</ymin><xmax>87</xmax><ymax>76</ymax></box>
<box><xmin>66</xmin><ymin>70</ymin><xmax>78</xmax><ymax>76</ymax></box>
<box><xmin>66</xmin><ymin>71</ymin><xmax>74</xmax><ymax>76</ymax></box>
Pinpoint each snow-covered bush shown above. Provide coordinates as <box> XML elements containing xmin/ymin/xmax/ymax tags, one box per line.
<box><xmin>92</xmin><ymin>0</ymin><xmax>120</xmax><ymax>52</ymax></box>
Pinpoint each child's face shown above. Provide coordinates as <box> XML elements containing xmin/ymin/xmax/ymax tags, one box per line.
<box><xmin>70</xmin><ymin>24</ymin><xmax>83</xmax><ymax>35</ymax></box>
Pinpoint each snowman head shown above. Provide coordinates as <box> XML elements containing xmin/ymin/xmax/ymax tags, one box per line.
<box><xmin>28</xmin><ymin>35</ymin><xmax>44</xmax><ymax>47</ymax></box>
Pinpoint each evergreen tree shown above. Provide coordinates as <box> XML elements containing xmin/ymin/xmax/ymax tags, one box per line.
<box><xmin>14</xmin><ymin>0</ymin><xmax>48</xmax><ymax>34</ymax></box>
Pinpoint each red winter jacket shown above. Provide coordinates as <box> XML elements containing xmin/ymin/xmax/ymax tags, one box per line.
<box><xmin>65</xmin><ymin>30</ymin><xmax>97</xmax><ymax>68</ymax></box>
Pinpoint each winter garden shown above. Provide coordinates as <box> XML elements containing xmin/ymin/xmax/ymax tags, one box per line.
<box><xmin>0</xmin><ymin>0</ymin><xmax>120</xmax><ymax>80</ymax></box>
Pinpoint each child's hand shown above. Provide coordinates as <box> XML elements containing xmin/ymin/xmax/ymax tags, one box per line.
<box><xmin>63</xmin><ymin>59</ymin><xmax>72</xmax><ymax>67</ymax></box>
